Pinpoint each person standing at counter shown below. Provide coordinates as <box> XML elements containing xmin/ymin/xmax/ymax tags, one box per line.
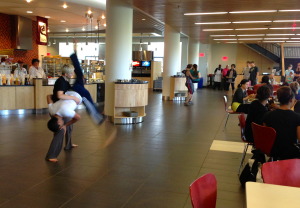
<box><xmin>249</xmin><ymin>61</ymin><xmax>259</xmax><ymax>86</ymax></box>
<box><xmin>225</xmin><ymin>64</ymin><xmax>237</xmax><ymax>96</ymax></box>
<box><xmin>294</xmin><ymin>63</ymin><xmax>300</xmax><ymax>81</ymax></box>
<box><xmin>28</xmin><ymin>59</ymin><xmax>46</xmax><ymax>79</ymax></box>
<box><xmin>14</xmin><ymin>61</ymin><xmax>27</xmax><ymax>77</ymax></box>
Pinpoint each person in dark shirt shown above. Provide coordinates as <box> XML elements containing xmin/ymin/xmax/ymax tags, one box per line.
<box><xmin>249</xmin><ymin>61</ymin><xmax>259</xmax><ymax>86</ymax></box>
<box><xmin>231</xmin><ymin>79</ymin><xmax>255</xmax><ymax>112</ymax></box>
<box><xmin>263</xmin><ymin>86</ymin><xmax>300</xmax><ymax>160</ymax></box>
<box><xmin>261</xmin><ymin>75</ymin><xmax>273</xmax><ymax>96</ymax></box>
<box><xmin>245</xmin><ymin>85</ymin><xmax>270</xmax><ymax>143</ymax></box>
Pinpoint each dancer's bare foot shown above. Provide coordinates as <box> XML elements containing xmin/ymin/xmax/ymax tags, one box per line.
<box><xmin>47</xmin><ymin>158</ymin><xmax>58</xmax><ymax>162</ymax></box>
<box><xmin>72</xmin><ymin>144</ymin><xmax>79</xmax><ymax>148</ymax></box>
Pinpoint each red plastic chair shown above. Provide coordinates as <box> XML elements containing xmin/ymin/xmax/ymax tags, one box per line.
<box><xmin>253</xmin><ymin>84</ymin><xmax>263</xmax><ymax>93</ymax></box>
<box><xmin>262</xmin><ymin>159</ymin><xmax>300</xmax><ymax>187</ymax></box>
<box><xmin>247</xmin><ymin>89</ymin><xmax>255</xmax><ymax>95</ymax></box>
<box><xmin>251</xmin><ymin>122</ymin><xmax>276</xmax><ymax>158</ymax></box>
<box><xmin>189</xmin><ymin>173</ymin><xmax>217</xmax><ymax>208</ymax></box>
<box><xmin>223</xmin><ymin>96</ymin><xmax>239</xmax><ymax>129</ymax></box>
<box><xmin>238</xmin><ymin>113</ymin><xmax>253</xmax><ymax>175</ymax></box>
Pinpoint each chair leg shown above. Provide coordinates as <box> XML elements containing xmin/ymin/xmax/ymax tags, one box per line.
<box><xmin>224</xmin><ymin>113</ymin><xmax>230</xmax><ymax>129</ymax></box>
<box><xmin>238</xmin><ymin>144</ymin><xmax>249</xmax><ymax>176</ymax></box>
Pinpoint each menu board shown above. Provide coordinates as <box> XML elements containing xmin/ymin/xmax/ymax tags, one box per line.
<box><xmin>36</xmin><ymin>16</ymin><xmax>48</xmax><ymax>45</ymax></box>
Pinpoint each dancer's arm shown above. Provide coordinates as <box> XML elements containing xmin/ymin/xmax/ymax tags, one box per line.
<box><xmin>47</xmin><ymin>95</ymin><xmax>53</xmax><ymax>104</ymax></box>
<box><xmin>63</xmin><ymin>113</ymin><xmax>81</xmax><ymax>127</ymax></box>
<box><xmin>57</xmin><ymin>91</ymin><xmax>80</xmax><ymax>104</ymax></box>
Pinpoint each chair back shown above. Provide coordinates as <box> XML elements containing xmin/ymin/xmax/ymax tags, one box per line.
<box><xmin>253</xmin><ymin>84</ymin><xmax>263</xmax><ymax>92</ymax></box>
<box><xmin>251</xmin><ymin>122</ymin><xmax>276</xmax><ymax>156</ymax></box>
<box><xmin>247</xmin><ymin>89</ymin><xmax>255</xmax><ymax>95</ymax></box>
<box><xmin>223</xmin><ymin>96</ymin><xmax>227</xmax><ymax>111</ymax></box>
<box><xmin>262</xmin><ymin>159</ymin><xmax>300</xmax><ymax>187</ymax></box>
<box><xmin>238</xmin><ymin>113</ymin><xmax>246</xmax><ymax>142</ymax></box>
<box><xmin>190</xmin><ymin>173</ymin><xmax>217</xmax><ymax>208</ymax></box>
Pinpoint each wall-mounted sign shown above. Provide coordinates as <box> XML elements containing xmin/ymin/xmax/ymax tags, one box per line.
<box><xmin>222</xmin><ymin>56</ymin><xmax>228</xmax><ymax>61</ymax></box>
<box><xmin>199</xmin><ymin>53</ymin><xmax>205</xmax><ymax>57</ymax></box>
<box><xmin>37</xmin><ymin>16</ymin><xmax>48</xmax><ymax>45</ymax></box>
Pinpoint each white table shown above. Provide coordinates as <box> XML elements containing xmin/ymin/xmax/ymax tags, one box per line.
<box><xmin>246</xmin><ymin>182</ymin><xmax>300</xmax><ymax>208</ymax></box>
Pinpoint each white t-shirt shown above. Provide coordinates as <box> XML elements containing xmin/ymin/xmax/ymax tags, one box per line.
<box><xmin>48</xmin><ymin>91</ymin><xmax>82</xmax><ymax>118</ymax></box>
<box><xmin>29</xmin><ymin>66</ymin><xmax>46</xmax><ymax>78</ymax></box>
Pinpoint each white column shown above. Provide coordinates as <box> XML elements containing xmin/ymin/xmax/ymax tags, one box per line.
<box><xmin>162</xmin><ymin>24</ymin><xmax>181</xmax><ymax>99</ymax></box>
<box><xmin>181</xmin><ymin>37</ymin><xmax>188</xmax><ymax>70</ymax></box>
<box><xmin>105</xmin><ymin>0</ymin><xmax>133</xmax><ymax>116</ymax></box>
<box><xmin>188</xmin><ymin>38</ymin><xmax>199</xmax><ymax>65</ymax></box>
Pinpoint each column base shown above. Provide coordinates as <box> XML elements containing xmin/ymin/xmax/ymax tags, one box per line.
<box><xmin>162</xmin><ymin>96</ymin><xmax>171</xmax><ymax>101</ymax></box>
<box><xmin>108</xmin><ymin>116</ymin><xmax>144</xmax><ymax>125</ymax></box>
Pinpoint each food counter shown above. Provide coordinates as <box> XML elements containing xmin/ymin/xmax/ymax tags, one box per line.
<box><xmin>113</xmin><ymin>82</ymin><xmax>148</xmax><ymax>124</ymax></box>
<box><xmin>235</xmin><ymin>75</ymin><xmax>282</xmax><ymax>88</ymax></box>
<box><xmin>0</xmin><ymin>78</ymin><xmax>97</xmax><ymax>111</ymax></box>
<box><xmin>169</xmin><ymin>76</ymin><xmax>187</xmax><ymax>101</ymax></box>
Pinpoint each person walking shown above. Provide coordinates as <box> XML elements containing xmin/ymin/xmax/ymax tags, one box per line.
<box><xmin>225</xmin><ymin>64</ymin><xmax>237</xmax><ymax>96</ymax></box>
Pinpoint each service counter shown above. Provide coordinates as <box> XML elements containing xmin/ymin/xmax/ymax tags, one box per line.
<box><xmin>113</xmin><ymin>83</ymin><xmax>148</xmax><ymax>124</ymax></box>
<box><xmin>169</xmin><ymin>77</ymin><xmax>187</xmax><ymax>101</ymax></box>
<box><xmin>0</xmin><ymin>78</ymin><xmax>97</xmax><ymax>111</ymax></box>
<box><xmin>235</xmin><ymin>75</ymin><xmax>282</xmax><ymax>88</ymax></box>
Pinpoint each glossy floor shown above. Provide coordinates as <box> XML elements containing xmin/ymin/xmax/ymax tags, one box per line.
<box><xmin>0</xmin><ymin>89</ymin><xmax>246</xmax><ymax>208</ymax></box>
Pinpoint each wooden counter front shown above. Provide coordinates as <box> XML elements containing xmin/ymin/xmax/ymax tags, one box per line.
<box><xmin>114</xmin><ymin>83</ymin><xmax>148</xmax><ymax>122</ymax></box>
<box><xmin>170</xmin><ymin>77</ymin><xmax>187</xmax><ymax>100</ymax></box>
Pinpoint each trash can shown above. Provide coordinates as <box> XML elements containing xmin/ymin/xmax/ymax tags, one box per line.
<box><xmin>198</xmin><ymin>77</ymin><xmax>203</xmax><ymax>89</ymax></box>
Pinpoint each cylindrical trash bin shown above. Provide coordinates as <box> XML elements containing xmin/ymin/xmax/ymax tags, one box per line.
<box><xmin>198</xmin><ymin>78</ymin><xmax>203</xmax><ymax>89</ymax></box>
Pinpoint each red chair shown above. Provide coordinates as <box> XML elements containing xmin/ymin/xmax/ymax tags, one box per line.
<box><xmin>253</xmin><ymin>84</ymin><xmax>263</xmax><ymax>93</ymax></box>
<box><xmin>189</xmin><ymin>173</ymin><xmax>217</xmax><ymax>208</ymax></box>
<box><xmin>247</xmin><ymin>89</ymin><xmax>255</xmax><ymax>95</ymax></box>
<box><xmin>223</xmin><ymin>96</ymin><xmax>239</xmax><ymax>129</ymax></box>
<box><xmin>251</xmin><ymin>122</ymin><xmax>276</xmax><ymax>158</ymax></box>
<box><xmin>262</xmin><ymin>159</ymin><xmax>300</xmax><ymax>187</ymax></box>
<box><xmin>238</xmin><ymin>113</ymin><xmax>253</xmax><ymax>175</ymax></box>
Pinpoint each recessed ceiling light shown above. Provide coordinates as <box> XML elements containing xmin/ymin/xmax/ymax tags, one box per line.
<box><xmin>26</xmin><ymin>11</ymin><xmax>33</xmax><ymax>14</ymax></box>
<box><xmin>62</xmin><ymin>4</ymin><xmax>68</xmax><ymax>9</ymax></box>
<box><xmin>229</xmin><ymin>10</ymin><xmax>277</xmax><ymax>14</ymax></box>
<box><xmin>237</xmin><ymin>34</ymin><xmax>265</xmax><ymax>36</ymax></box>
<box><xmin>210</xmin><ymin>35</ymin><xmax>236</xmax><ymax>37</ymax></box>
<box><xmin>66</xmin><ymin>28</ymin><xmax>69</xmax><ymax>32</ymax></box>
<box><xmin>60</xmin><ymin>20</ymin><xmax>66</xmax><ymax>23</ymax></box>
<box><xmin>238</xmin><ymin>38</ymin><xmax>263</xmax><ymax>40</ymax></box>
<box><xmin>266</xmin><ymin>34</ymin><xmax>295</xmax><ymax>36</ymax></box>
<box><xmin>95</xmin><ymin>26</ymin><xmax>98</xmax><ymax>29</ymax></box>
<box><xmin>101</xmin><ymin>14</ymin><xmax>105</xmax><ymax>19</ymax></box>
<box><xmin>26</xmin><ymin>0</ymin><xmax>32</xmax><ymax>2</ymax></box>
<box><xmin>291</xmin><ymin>38</ymin><xmax>300</xmax><ymax>39</ymax></box>
<box><xmin>203</xmin><ymin>29</ymin><xmax>234</xmax><ymax>31</ymax></box>
<box><xmin>45</xmin><ymin>16</ymin><xmax>50</xmax><ymax>18</ymax></box>
<box><xmin>87</xmin><ymin>10</ymin><xmax>92</xmax><ymax>15</ymax></box>
<box><xmin>184</xmin><ymin>12</ymin><xmax>228</xmax><ymax>15</ymax></box>
<box><xmin>264</xmin><ymin>38</ymin><xmax>290</xmax><ymax>40</ymax></box>
<box><xmin>270</xmin><ymin>27</ymin><xmax>300</xmax><ymax>29</ymax></box>
<box><xmin>278</xmin><ymin>10</ymin><xmax>300</xmax><ymax>12</ymax></box>
<box><xmin>273</xmin><ymin>20</ymin><xmax>300</xmax><ymax>23</ymax></box>
<box><xmin>286</xmin><ymin>41</ymin><xmax>300</xmax><ymax>42</ymax></box>
<box><xmin>213</xmin><ymin>39</ymin><xmax>237</xmax><ymax>40</ymax></box>
<box><xmin>235</xmin><ymin>28</ymin><xmax>268</xmax><ymax>30</ymax></box>
<box><xmin>195</xmin><ymin>22</ymin><xmax>231</xmax><ymax>25</ymax></box>
<box><xmin>104</xmin><ymin>23</ymin><xmax>106</xmax><ymax>27</ymax></box>
<box><xmin>263</xmin><ymin>41</ymin><xmax>286</xmax><ymax>42</ymax></box>
<box><xmin>233</xmin><ymin>21</ymin><xmax>272</xmax><ymax>24</ymax></box>
<box><xmin>142</xmin><ymin>19</ymin><xmax>146</xmax><ymax>21</ymax></box>
<box><xmin>82</xmin><ymin>27</ymin><xmax>86</xmax><ymax>31</ymax></box>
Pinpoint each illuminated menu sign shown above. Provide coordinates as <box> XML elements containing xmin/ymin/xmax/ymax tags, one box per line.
<box><xmin>37</xmin><ymin>16</ymin><xmax>48</xmax><ymax>45</ymax></box>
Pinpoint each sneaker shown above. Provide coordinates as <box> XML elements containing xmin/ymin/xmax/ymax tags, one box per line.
<box><xmin>188</xmin><ymin>101</ymin><xmax>193</xmax><ymax>105</ymax></box>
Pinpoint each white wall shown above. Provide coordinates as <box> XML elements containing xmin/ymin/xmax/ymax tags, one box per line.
<box><xmin>199</xmin><ymin>43</ymin><xmax>211</xmax><ymax>86</ymax></box>
<box><xmin>210</xmin><ymin>44</ymin><xmax>238</xmax><ymax>73</ymax></box>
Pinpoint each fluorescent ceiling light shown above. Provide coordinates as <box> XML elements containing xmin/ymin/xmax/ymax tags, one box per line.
<box><xmin>291</xmin><ymin>38</ymin><xmax>300</xmax><ymax>39</ymax></box>
<box><xmin>233</xmin><ymin>21</ymin><xmax>272</xmax><ymax>24</ymax></box>
<box><xmin>151</xmin><ymin>33</ymin><xmax>161</xmax><ymax>36</ymax></box>
<box><xmin>273</xmin><ymin>20</ymin><xmax>300</xmax><ymax>23</ymax></box>
<box><xmin>237</xmin><ymin>34</ymin><xmax>265</xmax><ymax>36</ymax></box>
<box><xmin>238</xmin><ymin>38</ymin><xmax>263</xmax><ymax>40</ymax></box>
<box><xmin>229</xmin><ymin>10</ymin><xmax>277</xmax><ymax>14</ymax></box>
<box><xmin>278</xmin><ymin>10</ymin><xmax>300</xmax><ymax>12</ymax></box>
<box><xmin>286</xmin><ymin>41</ymin><xmax>300</xmax><ymax>42</ymax></box>
<box><xmin>270</xmin><ymin>27</ymin><xmax>300</xmax><ymax>29</ymax></box>
<box><xmin>184</xmin><ymin>12</ymin><xmax>228</xmax><ymax>15</ymax></box>
<box><xmin>60</xmin><ymin>20</ymin><xmax>66</xmax><ymax>23</ymax></box>
<box><xmin>266</xmin><ymin>34</ymin><xmax>295</xmax><ymax>36</ymax></box>
<box><xmin>213</xmin><ymin>39</ymin><xmax>237</xmax><ymax>40</ymax></box>
<box><xmin>226</xmin><ymin>42</ymin><xmax>238</xmax><ymax>43</ymax></box>
<box><xmin>203</xmin><ymin>29</ymin><xmax>234</xmax><ymax>31</ymax></box>
<box><xmin>235</xmin><ymin>28</ymin><xmax>268</xmax><ymax>30</ymax></box>
<box><xmin>45</xmin><ymin>16</ymin><xmax>50</xmax><ymax>18</ymax></box>
<box><xmin>263</xmin><ymin>41</ymin><xmax>285</xmax><ymax>43</ymax></box>
<box><xmin>264</xmin><ymin>38</ymin><xmax>290</xmax><ymax>40</ymax></box>
<box><xmin>195</xmin><ymin>22</ymin><xmax>231</xmax><ymax>25</ymax></box>
<box><xmin>26</xmin><ymin>11</ymin><xmax>33</xmax><ymax>13</ymax></box>
<box><xmin>210</xmin><ymin>35</ymin><xmax>236</xmax><ymax>37</ymax></box>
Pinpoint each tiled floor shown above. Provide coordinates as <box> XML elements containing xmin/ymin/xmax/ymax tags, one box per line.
<box><xmin>0</xmin><ymin>88</ymin><xmax>247</xmax><ymax>208</ymax></box>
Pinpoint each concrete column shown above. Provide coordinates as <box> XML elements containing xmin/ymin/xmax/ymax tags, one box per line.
<box><xmin>188</xmin><ymin>38</ymin><xmax>199</xmax><ymax>65</ymax></box>
<box><xmin>181</xmin><ymin>37</ymin><xmax>188</xmax><ymax>70</ymax></box>
<box><xmin>162</xmin><ymin>24</ymin><xmax>181</xmax><ymax>100</ymax></box>
<box><xmin>104</xmin><ymin>0</ymin><xmax>133</xmax><ymax>116</ymax></box>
